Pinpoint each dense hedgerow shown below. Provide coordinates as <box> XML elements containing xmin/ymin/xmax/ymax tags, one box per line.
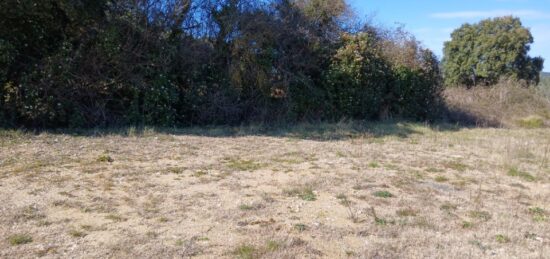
<box><xmin>324</xmin><ymin>33</ymin><xmax>391</xmax><ymax>120</ymax></box>
<box><xmin>0</xmin><ymin>0</ymin><xmax>443</xmax><ymax>128</ymax></box>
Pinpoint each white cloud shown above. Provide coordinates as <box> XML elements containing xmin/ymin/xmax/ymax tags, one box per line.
<box><xmin>431</xmin><ymin>10</ymin><xmax>550</xmax><ymax>19</ymax></box>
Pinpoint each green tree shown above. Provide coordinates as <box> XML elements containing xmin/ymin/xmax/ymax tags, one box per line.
<box><xmin>443</xmin><ymin>16</ymin><xmax>544</xmax><ymax>87</ymax></box>
<box><xmin>0</xmin><ymin>0</ymin><xmax>444</xmax><ymax>127</ymax></box>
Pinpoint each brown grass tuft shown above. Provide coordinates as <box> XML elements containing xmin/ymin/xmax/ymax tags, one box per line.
<box><xmin>444</xmin><ymin>80</ymin><xmax>550</xmax><ymax>127</ymax></box>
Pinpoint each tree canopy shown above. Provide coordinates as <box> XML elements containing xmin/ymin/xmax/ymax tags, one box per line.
<box><xmin>0</xmin><ymin>0</ymin><xmax>443</xmax><ymax>128</ymax></box>
<box><xmin>443</xmin><ymin>16</ymin><xmax>544</xmax><ymax>87</ymax></box>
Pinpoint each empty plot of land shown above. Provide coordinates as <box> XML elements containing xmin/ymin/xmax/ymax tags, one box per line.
<box><xmin>0</xmin><ymin>123</ymin><xmax>549</xmax><ymax>258</ymax></box>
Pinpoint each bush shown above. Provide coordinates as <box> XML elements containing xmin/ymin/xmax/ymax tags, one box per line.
<box><xmin>0</xmin><ymin>0</ymin><xmax>444</xmax><ymax>128</ymax></box>
<box><xmin>127</xmin><ymin>74</ymin><xmax>179</xmax><ymax>126</ymax></box>
<box><xmin>377</xmin><ymin>27</ymin><xmax>443</xmax><ymax>120</ymax></box>
<box><xmin>0</xmin><ymin>40</ymin><xmax>14</xmax><ymax>83</ymax></box>
<box><xmin>390</xmin><ymin>67</ymin><xmax>436</xmax><ymax>119</ymax></box>
<box><xmin>324</xmin><ymin>33</ymin><xmax>390</xmax><ymax>120</ymax></box>
<box><xmin>388</xmin><ymin>51</ymin><xmax>442</xmax><ymax>120</ymax></box>
<box><xmin>288</xmin><ymin>79</ymin><xmax>330</xmax><ymax>121</ymax></box>
<box><xmin>0</xmin><ymin>40</ymin><xmax>16</xmax><ymax>126</ymax></box>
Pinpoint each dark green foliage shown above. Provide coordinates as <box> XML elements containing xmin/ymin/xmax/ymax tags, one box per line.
<box><xmin>389</xmin><ymin>54</ymin><xmax>442</xmax><ymax>120</ymax></box>
<box><xmin>325</xmin><ymin>33</ymin><xmax>390</xmax><ymax>119</ymax></box>
<box><xmin>324</xmin><ymin>30</ymin><xmax>443</xmax><ymax>120</ymax></box>
<box><xmin>443</xmin><ymin>16</ymin><xmax>544</xmax><ymax>87</ymax></box>
<box><xmin>0</xmin><ymin>40</ymin><xmax>15</xmax><ymax>125</ymax></box>
<box><xmin>0</xmin><ymin>0</ymin><xmax>444</xmax><ymax>128</ymax></box>
<box><xmin>0</xmin><ymin>40</ymin><xmax>14</xmax><ymax>83</ymax></box>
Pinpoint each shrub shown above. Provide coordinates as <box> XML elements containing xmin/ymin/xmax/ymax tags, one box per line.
<box><xmin>324</xmin><ymin>33</ymin><xmax>390</xmax><ymax>120</ymax></box>
<box><xmin>131</xmin><ymin>75</ymin><xmax>179</xmax><ymax>126</ymax></box>
<box><xmin>389</xmin><ymin>64</ymin><xmax>442</xmax><ymax>120</ymax></box>
<box><xmin>380</xmin><ymin>29</ymin><xmax>443</xmax><ymax>120</ymax></box>
<box><xmin>0</xmin><ymin>0</ymin><xmax>444</xmax><ymax>128</ymax></box>
<box><xmin>0</xmin><ymin>40</ymin><xmax>15</xmax><ymax>123</ymax></box>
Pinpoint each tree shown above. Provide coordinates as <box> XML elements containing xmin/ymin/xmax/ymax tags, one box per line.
<box><xmin>443</xmin><ymin>16</ymin><xmax>544</xmax><ymax>87</ymax></box>
<box><xmin>0</xmin><ymin>0</ymin><xmax>444</xmax><ymax>127</ymax></box>
<box><xmin>293</xmin><ymin>0</ymin><xmax>347</xmax><ymax>27</ymax></box>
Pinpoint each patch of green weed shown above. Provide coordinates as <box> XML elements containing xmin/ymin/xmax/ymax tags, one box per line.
<box><xmin>373</xmin><ymin>191</ymin><xmax>393</xmax><ymax>198</ymax></box>
<box><xmin>528</xmin><ymin>207</ymin><xmax>547</xmax><ymax>222</ymax></box>
<box><xmin>226</xmin><ymin>159</ymin><xmax>264</xmax><ymax>171</ymax></box>
<box><xmin>97</xmin><ymin>154</ymin><xmax>114</xmax><ymax>163</ymax></box>
<box><xmin>284</xmin><ymin>186</ymin><xmax>316</xmax><ymax>201</ymax></box>
<box><xmin>294</xmin><ymin>223</ymin><xmax>307</xmax><ymax>232</ymax></box>
<box><xmin>517</xmin><ymin>116</ymin><xmax>544</xmax><ymax>128</ymax></box>
<box><xmin>444</xmin><ymin>161</ymin><xmax>468</xmax><ymax>172</ymax></box>
<box><xmin>495</xmin><ymin>234</ymin><xmax>510</xmax><ymax>243</ymax></box>
<box><xmin>68</xmin><ymin>229</ymin><xmax>87</xmax><ymax>238</ymax></box>
<box><xmin>507</xmin><ymin>167</ymin><xmax>536</xmax><ymax>182</ymax></box>
<box><xmin>266</xmin><ymin>240</ymin><xmax>281</xmax><ymax>251</ymax></box>
<box><xmin>396</xmin><ymin>208</ymin><xmax>417</xmax><ymax>217</ymax></box>
<box><xmin>434</xmin><ymin>176</ymin><xmax>449</xmax><ymax>182</ymax></box>
<box><xmin>462</xmin><ymin>221</ymin><xmax>474</xmax><ymax>229</ymax></box>
<box><xmin>468</xmin><ymin>210</ymin><xmax>492</xmax><ymax>221</ymax></box>
<box><xmin>8</xmin><ymin>234</ymin><xmax>32</xmax><ymax>245</ymax></box>
<box><xmin>234</xmin><ymin>244</ymin><xmax>256</xmax><ymax>259</ymax></box>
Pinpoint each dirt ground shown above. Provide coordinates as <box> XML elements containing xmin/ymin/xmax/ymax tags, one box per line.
<box><xmin>0</xmin><ymin>122</ymin><xmax>549</xmax><ymax>258</ymax></box>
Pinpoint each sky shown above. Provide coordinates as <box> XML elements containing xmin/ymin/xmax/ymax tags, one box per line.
<box><xmin>348</xmin><ymin>0</ymin><xmax>550</xmax><ymax>72</ymax></box>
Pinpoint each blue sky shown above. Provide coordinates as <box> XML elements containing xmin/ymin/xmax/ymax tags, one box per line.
<box><xmin>348</xmin><ymin>0</ymin><xmax>550</xmax><ymax>72</ymax></box>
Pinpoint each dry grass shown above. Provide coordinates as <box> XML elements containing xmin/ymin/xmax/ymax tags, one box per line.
<box><xmin>444</xmin><ymin>79</ymin><xmax>550</xmax><ymax>128</ymax></box>
<box><xmin>0</xmin><ymin>122</ymin><xmax>549</xmax><ymax>258</ymax></box>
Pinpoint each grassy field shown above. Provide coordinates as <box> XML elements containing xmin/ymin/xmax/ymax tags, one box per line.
<box><xmin>0</xmin><ymin>122</ymin><xmax>549</xmax><ymax>258</ymax></box>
